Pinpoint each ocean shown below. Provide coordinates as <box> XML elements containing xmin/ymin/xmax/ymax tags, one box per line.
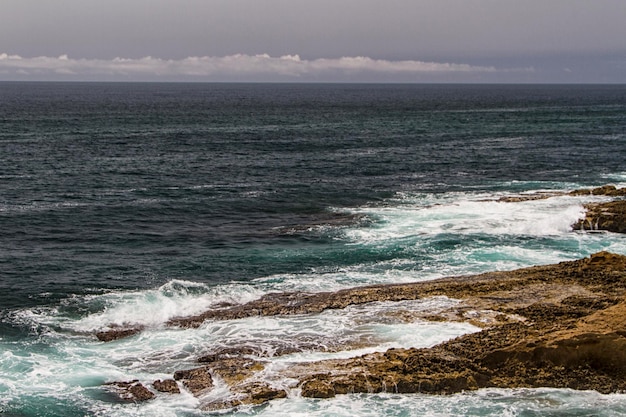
<box><xmin>1</xmin><ymin>82</ymin><xmax>626</xmax><ymax>416</ymax></box>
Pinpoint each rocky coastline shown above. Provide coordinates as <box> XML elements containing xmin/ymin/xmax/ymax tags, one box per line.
<box><xmin>100</xmin><ymin>186</ymin><xmax>626</xmax><ymax>410</ymax></box>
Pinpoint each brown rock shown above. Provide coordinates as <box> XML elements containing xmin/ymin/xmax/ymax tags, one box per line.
<box><xmin>173</xmin><ymin>366</ymin><xmax>213</xmax><ymax>395</ymax></box>
<box><xmin>573</xmin><ymin>200</ymin><xmax>626</xmax><ymax>233</ymax></box>
<box><xmin>105</xmin><ymin>380</ymin><xmax>155</xmax><ymax>402</ymax></box>
<box><xmin>96</xmin><ymin>326</ymin><xmax>143</xmax><ymax>342</ymax></box>
<box><xmin>569</xmin><ymin>185</ymin><xmax>626</xmax><ymax>196</ymax></box>
<box><xmin>287</xmin><ymin>252</ymin><xmax>626</xmax><ymax>399</ymax></box>
<box><xmin>103</xmin><ymin>252</ymin><xmax>626</xmax><ymax>409</ymax></box>
<box><xmin>301</xmin><ymin>378</ymin><xmax>336</xmax><ymax>398</ymax></box>
<box><xmin>153</xmin><ymin>379</ymin><xmax>180</xmax><ymax>394</ymax></box>
<box><xmin>206</xmin><ymin>357</ymin><xmax>266</xmax><ymax>386</ymax></box>
<box><xmin>238</xmin><ymin>382</ymin><xmax>287</xmax><ymax>405</ymax></box>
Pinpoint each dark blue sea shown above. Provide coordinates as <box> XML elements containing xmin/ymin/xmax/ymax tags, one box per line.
<box><xmin>1</xmin><ymin>83</ymin><xmax>626</xmax><ymax>416</ymax></box>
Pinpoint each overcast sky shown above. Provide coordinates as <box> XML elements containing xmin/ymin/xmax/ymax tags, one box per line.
<box><xmin>1</xmin><ymin>0</ymin><xmax>625</xmax><ymax>82</ymax></box>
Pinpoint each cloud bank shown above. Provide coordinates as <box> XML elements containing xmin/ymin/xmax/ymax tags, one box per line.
<box><xmin>0</xmin><ymin>53</ymin><xmax>532</xmax><ymax>82</ymax></box>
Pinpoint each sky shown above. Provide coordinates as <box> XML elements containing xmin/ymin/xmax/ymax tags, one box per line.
<box><xmin>1</xmin><ymin>0</ymin><xmax>625</xmax><ymax>83</ymax></box>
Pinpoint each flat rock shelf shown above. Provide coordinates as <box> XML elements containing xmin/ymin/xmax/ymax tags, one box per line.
<box><xmin>106</xmin><ymin>251</ymin><xmax>626</xmax><ymax>410</ymax></box>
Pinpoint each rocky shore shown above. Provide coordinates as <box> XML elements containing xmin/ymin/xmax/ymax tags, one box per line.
<box><xmin>101</xmin><ymin>185</ymin><xmax>626</xmax><ymax>410</ymax></box>
<box><xmin>105</xmin><ymin>251</ymin><xmax>626</xmax><ymax>409</ymax></box>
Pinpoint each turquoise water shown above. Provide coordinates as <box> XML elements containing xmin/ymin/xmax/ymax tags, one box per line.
<box><xmin>1</xmin><ymin>83</ymin><xmax>626</xmax><ymax>416</ymax></box>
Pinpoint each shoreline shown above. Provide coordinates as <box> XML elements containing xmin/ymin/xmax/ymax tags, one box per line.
<box><xmin>98</xmin><ymin>185</ymin><xmax>626</xmax><ymax>409</ymax></box>
<box><xmin>97</xmin><ymin>184</ymin><xmax>626</xmax><ymax>342</ymax></box>
<box><xmin>105</xmin><ymin>251</ymin><xmax>626</xmax><ymax>409</ymax></box>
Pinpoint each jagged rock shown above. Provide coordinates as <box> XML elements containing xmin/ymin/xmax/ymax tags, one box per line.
<box><xmin>569</xmin><ymin>185</ymin><xmax>626</xmax><ymax>196</ymax></box>
<box><xmin>205</xmin><ymin>357</ymin><xmax>266</xmax><ymax>386</ymax></box>
<box><xmin>288</xmin><ymin>252</ymin><xmax>626</xmax><ymax>398</ymax></box>
<box><xmin>301</xmin><ymin>378</ymin><xmax>336</xmax><ymax>398</ymax></box>
<box><xmin>237</xmin><ymin>382</ymin><xmax>287</xmax><ymax>404</ymax></box>
<box><xmin>153</xmin><ymin>379</ymin><xmax>180</xmax><ymax>394</ymax></box>
<box><xmin>104</xmin><ymin>380</ymin><xmax>155</xmax><ymax>402</ymax></box>
<box><xmin>573</xmin><ymin>200</ymin><xmax>626</xmax><ymax>233</ymax></box>
<box><xmin>190</xmin><ymin>360</ymin><xmax>285</xmax><ymax>411</ymax></box>
<box><xmin>173</xmin><ymin>366</ymin><xmax>213</xmax><ymax>395</ymax></box>
<box><xmin>96</xmin><ymin>326</ymin><xmax>143</xmax><ymax>342</ymax></box>
<box><xmin>101</xmin><ymin>252</ymin><xmax>626</xmax><ymax>409</ymax></box>
<box><xmin>496</xmin><ymin>185</ymin><xmax>626</xmax><ymax>203</ymax></box>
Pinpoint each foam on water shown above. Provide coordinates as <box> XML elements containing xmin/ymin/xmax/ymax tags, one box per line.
<box><xmin>3</xmin><ymin>186</ymin><xmax>626</xmax><ymax>416</ymax></box>
<box><xmin>50</xmin><ymin>280</ymin><xmax>265</xmax><ymax>332</ymax></box>
<box><xmin>225</xmin><ymin>389</ymin><xmax>626</xmax><ymax>417</ymax></box>
<box><xmin>0</xmin><ymin>296</ymin><xmax>477</xmax><ymax>416</ymax></box>
<box><xmin>337</xmin><ymin>190</ymin><xmax>626</xmax><ymax>276</ymax></box>
<box><xmin>346</xmin><ymin>192</ymin><xmax>588</xmax><ymax>242</ymax></box>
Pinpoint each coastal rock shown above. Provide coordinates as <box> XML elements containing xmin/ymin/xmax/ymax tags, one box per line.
<box><xmin>206</xmin><ymin>357</ymin><xmax>266</xmax><ymax>386</ymax></box>
<box><xmin>236</xmin><ymin>382</ymin><xmax>287</xmax><ymax>404</ymax></box>
<box><xmin>173</xmin><ymin>366</ymin><xmax>213</xmax><ymax>395</ymax></box>
<box><xmin>197</xmin><ymin>343</ymin><xmax>311</xmax><ymax>363</ymax></box>
<box><xmin>182</xmin><ymin>358</ymin><xmax>286</xmax><ymax>411</ymax></box>
<box><xmin>187</xmin><ymin>252</ymin><xmax>626</xmax><ymax>404</ymax></box>
<box><xmin>495</xmin><ymin>185</ymin><xmax>626</xmax><ymax>203</ymax></box>
<box><xmin>569</xmin><ymin>185</ymin><xmax>626</xmax><ymax>196</ymax></box>
<box><xmin>200</xmin><ymin>382</ymin><xmax>287</xmax><ymax>411</ymax></box>
<box><xmin>96</xmin><ymin>326</ymin><xmax>143</xmax><ymax>342</ymax></box>
<box><xmin>289</xmin><ymin>252</ymin><xmax>626</xmax><ymax>397</ymax></box>
<box><xmin>105</xmin><ymin>252</ymin><xmax>626</xmax><ymax>409</ymax></box>
<box><xmin>104</xmin><ymin>380</ymin><xmax>155</xmax><ymax>402</ymax></box>
<box><xmin>573</xmin><ymin>200</ymin><xmax>626</xmax><ymax>233</ymax></box>
<box><xmin>153</xmin><ymin>379</ymin><xmax>180</xmax><ymax>394</ymax></box>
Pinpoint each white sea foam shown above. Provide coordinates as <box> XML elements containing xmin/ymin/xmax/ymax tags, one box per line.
<box><xmin>3</xmin><ymin>187</ymin><xmax>626</xmax><ymax>416</ymax></box>
<box><xmin>1</xmin><ymin>296</ymin><xmax>479</xmax><ymax>416</ymax></box>
<box><xmin>224</xmin><ymin>389</ymin><xmax>626</xmax><ymax>417</ymax></box>
<box><xmin>61</xmin><ymin>280</ymin><xmax>265</xmax><ymax>332</ymax></box>
<box><xmin>345</xmin><ymin>193</ymin><xmax>588</xmax><ymax>243</ymax></box>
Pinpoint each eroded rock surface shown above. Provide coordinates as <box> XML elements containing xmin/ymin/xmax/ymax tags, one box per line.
<box><xmin>153</xmin><ymin>379</ymin><xmax>180</xmax><ymax>394</ymax></box>
<box><xmin>569</xmin><ymin>185</ymin><xmax>626</xmax><ymax>197</ymax></box>
<box><xmin>104</xmin><ymin>251</ymin><xmax>626</xmax><ymax>409</ymax></box>
<box><xmin>96</xmin><ymin>326</ymin><xmax>143</xmax><ymax>342</ymax></box>
<box><xmin>104</xmin><ymin>380</ymin><xmax>155</xmax><ymax>402</ymax></box>
<box><xmin>95</xmin><ymin>186</ymin><xmax>626</xmax><ymax>342</ymax></box>
<box><xmin>173</xmin><ymin>366</ymin><xmax>214</xmax><ymax>395</ymax></box>
<box><xmin>497</xmin><ymin>184</ymin><xmax>626</xmax><ymax>202</ymax></box>
<box><xmin>287</xmin><ymin>252</ymin><xmax>626</xmax><ymax>397</ymax></box>
<box><xmin>573</xmin><ymin>200</ymin><xmax>626</xmax><ymax>233</ymax></box>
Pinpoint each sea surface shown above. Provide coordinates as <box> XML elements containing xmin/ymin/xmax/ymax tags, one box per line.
<box><xmin>1</xmin><ymin>82</ymin><xmax>626</xmax><ymax>416</ymax></box>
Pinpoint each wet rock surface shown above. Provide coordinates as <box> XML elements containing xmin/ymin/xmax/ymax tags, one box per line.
<box><xmin>104</xmin><ymin>380</ymin><xmax>155</xmax><ymax>402</ymax></box>
<box><xmin>153</xmin><ymin>379</ymin><xmax>180</xmax><ymax>394</ymax></box>
<box><xmin>173</xmin><ymin>366</ymin><xmax>214</xmax><ymax>395</ymax></box>
<box><xmin>95</xmin><ymin>185</ymin><xmax>626</xmax><ymax>342</ymax></box>
<box><xmin>573</xmin><ymin>200</ymin><xmax>626</xmax><ymax>233</ymax></box>
<box><xmin>497</xmin><ymin>184</ymin><xmax>626</xmax><ymax>202</ymax></box>
<box><xmin>569</xmin><ymin>185</ymin><xmax>626</xmax><ymax>197</ymax></box>
<box><xmin>103</xmin><ymin>251</ymin><xmax>626</xmax><ymax>409</ymax></box>
<box><xmin>95</xmin><ymin>325</ymin><xmax>143</xmax><ymax>342</ymax></box>
<box><xmin>495</xmin><ymin>185</ymin><xmax>626</xmax><ymax>234</ymax></box>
